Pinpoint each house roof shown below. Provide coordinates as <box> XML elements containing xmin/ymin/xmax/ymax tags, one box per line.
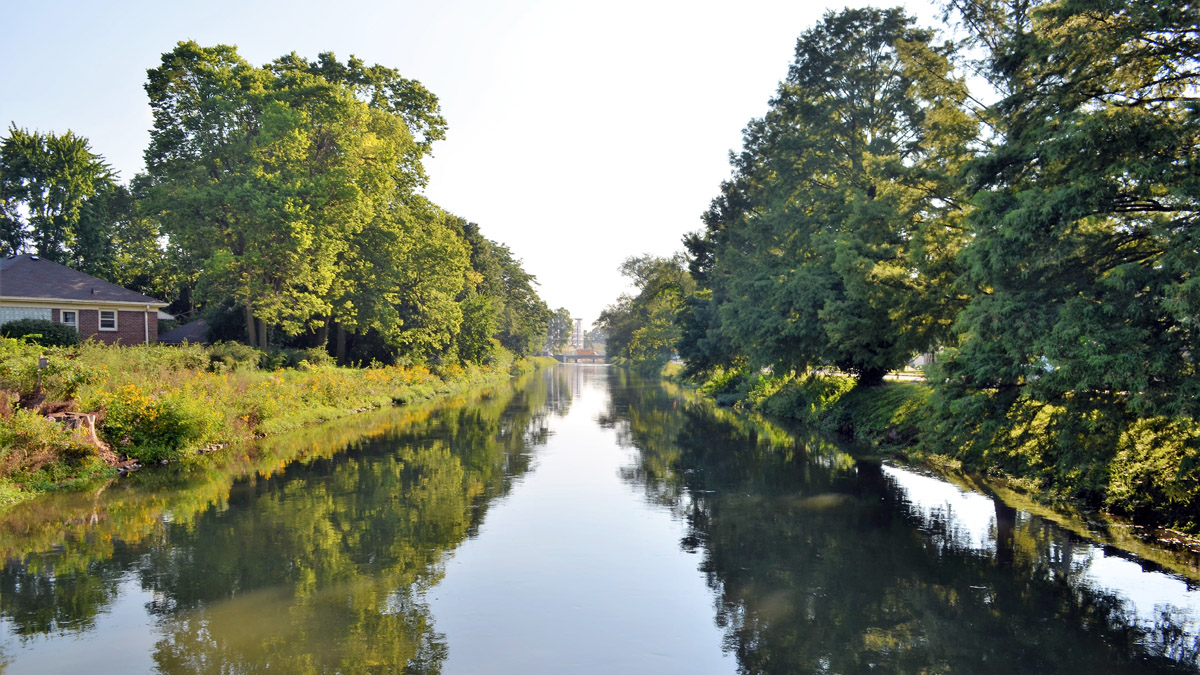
<box><xmin>0</xmin><ymin>254</ymin><xmax>167</xmax><ymax>307</ymax></box>
<box><xmin>158</xmin><ymin>319</ymin><xmax>209</xmax><ymax>344</ymax></box>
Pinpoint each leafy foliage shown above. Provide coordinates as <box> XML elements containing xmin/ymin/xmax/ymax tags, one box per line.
<box><xmin>597</xmin><ymin>254</ymin><xmax>694</xmax><ymax>372</ymax></box>
<box><xmin>0</xmin><ymin>319</ymin><xmax>81</xmax><ymax>347</ymax></box>
<box><xmin>0</xmin><ymin>125</ymin><xmax>115</xmax><ymax>262</ymax></box>
<box><xmin>546</xmin><ymin>307</ymin><xmax>574</xmax><ymax>354</ymax></box>
<box><xmin>601</xmin><ymin>3</ymin><xmax>1200</xmax><ymax>529</ymax></box>
<box><xmin>681</xmin><ymin>8</ymin><xmax>974</xmax><ymax>383</ymax></box>
<box><xmin>922</xmin><ymin>0</ymin><xmax>1200</xmax><ymax>522</ymax></box>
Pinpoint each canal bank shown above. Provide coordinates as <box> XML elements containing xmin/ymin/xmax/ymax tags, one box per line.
<box><xmin>0</xmin><ymin>334</ymin><xmax>558</xmax><ymax>508</ymax></box>
<box><xmin>679</xmin><ymin>367</ymin><xmax>1200</xmax><ymax>579</ymax></box>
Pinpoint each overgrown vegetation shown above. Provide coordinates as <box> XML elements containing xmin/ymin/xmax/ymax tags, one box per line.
<box><xmin>0</xmin><ymin>319</ymin><xmax>81</xmax><ymax>347</ymax></box>
<box><xmin>0</xmin><ymin>337</ymin><xmax>555</xmax><ymax>506</ymax></box>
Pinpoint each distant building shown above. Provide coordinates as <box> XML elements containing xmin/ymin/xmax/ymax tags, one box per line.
<box><xmin>0</xmin><ymin>254</ymin><xmax>168</xmax><ymax>344</ymax></box>
<box><xmin>571</xmin><ymin>318</ymin><xmax>583</xmax><ymax>350</ymax></box>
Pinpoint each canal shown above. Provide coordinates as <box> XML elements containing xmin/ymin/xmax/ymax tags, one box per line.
<box><xmin>1</xmin><ymin>365</ymin><xmax>1197</xmax><ymax>673</ymax></box>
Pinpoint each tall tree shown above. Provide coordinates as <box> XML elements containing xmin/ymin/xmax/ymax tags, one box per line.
<box><xmin>143</xmin><ymin>42</ymin><xmax>442</xmax><ymax>348</ymax></box>
<box><xmin>0</xmin><ymin>126</ymin><xmax>115</xmax><ymax>263</ymax></box>
<box><xmin>75</xmin><ymin>181</ymin><xmax>175</xmax><ymax>301</ymax></box>
<box><xmin>546</xmin><ymin>307</ymin><xmax>574</xmax><ymax>354</ymax></box>
<box><xmin>928</xmin><ymin>0</ymin><xmax>1200</xmax><ymax>507</ymax></box>
<box><xmin>598</xmin><ymin>254</ymin><xmax>694</xmax><ymax>372</ymax></box>
<box><xmin>485</xmin><ymin>243</ymin><xmax>551</xmax><ymax>358</ymax></box>
<box><xmin>687</xmin><ymin>8</ymin><xmax>974</xmax><ymax>383</ymax></box>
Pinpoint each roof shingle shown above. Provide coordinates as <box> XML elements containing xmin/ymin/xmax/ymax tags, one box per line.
<box><xmin>0</xmin><ymin>255</ymin><xmax>166</xmax><ymax>306</ymax></box>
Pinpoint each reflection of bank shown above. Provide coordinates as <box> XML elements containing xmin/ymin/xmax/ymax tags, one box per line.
<box><xmin>884</xmin><ymin>464</ymin><xmax>1200</xmax><ymax>650</ymax></box>
<box><xmin>549</xmin><ymin>362</ymin><xmax>612</xmax><ymax>415</ymax></box>
<box><xmin>0</xmin><ymin>372</ymin><xmax>558</xmax><ymax>673</ymax></box>
<box><xmin>605</xmin><ymin>373</ymin><xmax>1200</xmax><ymax>673</ymax></box>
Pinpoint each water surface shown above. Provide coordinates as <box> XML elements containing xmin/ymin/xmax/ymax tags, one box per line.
<box><xmin>1</xmin><ymin>366</ymin><xmax>1197</xmax><ymax>673</ymax></box>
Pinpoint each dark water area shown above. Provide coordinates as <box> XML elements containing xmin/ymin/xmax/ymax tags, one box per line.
<box><xmin>1</xmin><ymin>366</ymin><xmax>1197</xmax><ymax>673</ymax></box>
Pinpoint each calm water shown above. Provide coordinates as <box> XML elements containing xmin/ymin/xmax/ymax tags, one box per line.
<box><xmin>1</xmin><ymin>366</ymin><xmax>1198</xmax><ymax>673</ymax></box>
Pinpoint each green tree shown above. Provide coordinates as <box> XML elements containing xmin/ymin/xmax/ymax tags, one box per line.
<box><xmin>327</xmin><ymin>197</ymin><xmax>470</xmax><ymax>364</ymax></box>
<box><xmin>491</xmin><ymin>245</ymin><xmax>552</xmax><ymax>357</ymax></box>
<box><xmin>0</xmin><ymin>125</ymin><xmax>115</xmax><ymax>263</ymax></box>
<box><xmin>546</xmin><ymin>307</ymin><xmax>574</xmax><ymax>354</ymax></box>
<box><xmin>688</xmin><ymin>8</ymin><xmax>974</xmax><ymax>384</ymax></box>
<box><xmin>598</xmin><ymin>254</ymin><xmax>694</xmax><ymax>372</ymax></box>
<box><xmin>446</xmin><ymin>218</ymin><xmax>502</xmax><ymax>364</ymax></box>
<box><xmin>927</xmin><ymin>0</ymin><xmax>1200</xmax><ymax>514</ymax></box>
<box><xmin>143</xmin><ymin>42</ymin><xmax>442</xmax><ymax>349</ymax></box>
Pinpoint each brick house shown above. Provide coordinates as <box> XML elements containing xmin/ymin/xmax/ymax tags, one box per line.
<box><xmin>0</xmin><ymin>254</ymin><xmax>168</xmax><ymax>344</ymax></box>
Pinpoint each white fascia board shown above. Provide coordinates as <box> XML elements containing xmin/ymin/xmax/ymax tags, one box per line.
<box><xmin>0</xmin><ymin>296</ymin><xmax>168</xmax><ymax>309</ymax></box>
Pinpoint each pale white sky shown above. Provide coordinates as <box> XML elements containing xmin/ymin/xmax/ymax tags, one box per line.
<box><xmin>0</xmin><ymin>0</ymin><xmax>941</xmax><ymax>325</ymax></box>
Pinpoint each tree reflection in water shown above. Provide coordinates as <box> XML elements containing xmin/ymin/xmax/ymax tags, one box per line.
<box><xmin>1</xmin><ymin>369</ymin><xmax>569</xmax><ymax>673</ymax></box>
<box><xmin>606</xmin><ymin>370</ymin><xmax>1200</xmax><ymax>674</ymax></box>
<box><xmin>3</xmin><ymin>368</ymin><xmax>1198</xmax><ymax>673</ymax></box>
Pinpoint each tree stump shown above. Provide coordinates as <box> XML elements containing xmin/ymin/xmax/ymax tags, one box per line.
<box><xmin>49</xmin><ymin>412</ymin><xmax>122</xmax><ymax>466</ymax></box>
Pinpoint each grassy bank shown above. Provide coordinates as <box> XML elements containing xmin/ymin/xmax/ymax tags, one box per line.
<box><xmin>685</xmin><ymin>367</ymin><xmax>1199</xmax><ymax>536</ymax></box>
<box><xmin>0</xmin><ymin>337</ymin><xmax>556</xmax><ymax>507</ymax></box>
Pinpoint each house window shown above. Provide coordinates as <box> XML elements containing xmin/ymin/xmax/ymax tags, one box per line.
<box><xmin>61</xmin><ymin>310</ymin><xmax>78</xmax><ymax>331</ymax></box>
<box><xmin>99</xmin><ymin>310</ymin><xmax>117</xmax><ymax>331</ymax></box>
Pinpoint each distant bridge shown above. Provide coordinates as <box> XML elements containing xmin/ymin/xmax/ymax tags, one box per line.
<box><xmin>553</xmin><ymin>351</ymin><xmax>607</xmax><ymax>363</ymax></box>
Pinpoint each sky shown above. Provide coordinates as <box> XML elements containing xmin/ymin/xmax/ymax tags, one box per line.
<box><xmin>0</xmin><ymin>0</ymin><xmax>943</xmax><ymax>326</ymax></box>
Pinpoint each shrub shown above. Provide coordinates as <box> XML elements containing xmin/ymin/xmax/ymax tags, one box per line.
<box><xmin>759</xmin><ymin>373</ymin><xmax>856</xmax><ymax>424</ymax></box>
<box><xmin>820</xmin><ymin>381</ymin><xmax>930</xmax><ymax>447</ymax></box>
<box><xmin>207</xmin><ymin>342</ymin><xmax>264</xmax><ymax>372</ymax></box>
<box><xmin>0</xmin><ymin>408</ymin><xmax>96</xmax><ymax>480</ymax></box>
<box><xmin>0</xmin><ymin>319</ymin><xmax>80</xmax><ymax>347</ymax></box>
<box><xmin>262</xmin><ymin>346</ymin><xmax>334</xmax><ymax>371</ymax></box>
<box><xmin>698</xmin><ymin>367</ymin><xmax>751</xmax><ymax>407</ymax></box>
<box><xmin>94</xmin><ymin>383</ymin><xmax>220</xmax><ymax>463</ymax></box>
<box><xmin>1106</xmin><ymin>418</ymin><xmax>1200</xmax><ymax>532</ymax></box>
<box><xmin>0</xmin><ymin>341</ymin><xmax>100</xmax><ymax>401</ymax></box>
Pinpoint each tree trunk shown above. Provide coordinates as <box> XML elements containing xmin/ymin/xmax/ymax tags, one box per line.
<box><xmin>256</xmin><ymin>318</ymin><xmax>268</xmax><ymax>350</ymax></box>
<box><xmin>335</xmin><ymin>323</ymin><xmax>347</xmax><ymax>365</ymax></box>
<box><xmin>315</xmin><ymin>314</ymin><xmax>331</xmax><ymax>350</ymax></box>
<box><xmin>857</xmin><ymin>367</ymin><xmax>887</xmax><ymax>387</ymax></box>
<box><xmin>995</xmin><ymin>501</ymin><xmax>1017</xmax><ymax>568</ymax></box>
<box><xmin>245</xmin><ymin>305</ymin><xmax>257</xmax><ymax>347</ymax></box>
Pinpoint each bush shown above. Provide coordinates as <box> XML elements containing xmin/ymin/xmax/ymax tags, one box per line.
<box><xmin>207</xmin><ymin>342</ymin><xmax>264</xmax><ymax>372</ymax></box>
<box><xmin>0</xmin><ymin>319</ymin><xmax>80</xmax><ymax>347</ymax></box>
<box><xmin>697</xmin><ymin>367</ymin><xmax>751</xmax><ymax>407</ymax></box>
<box><xmin>1106</xmin><ymin>418</ymin><xmax>1200</xmax><ymax>531</ymax></box>
<box><xmin>0</xmin><ymin>408</ymin><xmax>96</xmax><ymax>481</ymax></box>
<box><xmin>0</xmin><ymin>339</ymin><xmax>100</xmax><ymax>401</ymax></box>
<box><xmin>93</xmin><ymin>383</ymin><xmax>220</xmax><ymax>463</ymax></box>
<box><xmin>760</xmin><ymin>373</ymin><xmax>856</xmax><ymax>424</ymax></box>
<box><xmin>822</xmin><ymin>381</ymin><xmax>930</xmax><ymax>445</ymax></box>
<box><xmin>261</xmin><ymin>347</ymin><xmax>334</xmax><ymax>371</ymax></box>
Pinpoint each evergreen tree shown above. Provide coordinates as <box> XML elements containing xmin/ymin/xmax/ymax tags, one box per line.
<box><xmin>928</xmin><ymin>0</ymin><xmax>1200</xmax><ymax>515</ymax></box>
<box><xmin>687</xmin><ymin>8</ymin><xmax>974</xmax><ymax>383</ymax></box>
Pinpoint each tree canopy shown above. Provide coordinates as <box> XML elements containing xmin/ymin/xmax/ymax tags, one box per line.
<box><xmin>0</xmin><ymin>125</ymin><xmax>116</xmax><ymax>265</ymax></box>
<box><xmin>680</xmin><ymin>8</ymin><xmax>975</xmax><ymax>383</ymax></box>
<box><xmin>598</xmin><ymin>1</ymin><xmax>1199</xmax><ymax>525</ymax></box>
<box><xmin>5</xmin><ymin>41</ymin><xmax>549</xmax><ymax>368</ymax></box>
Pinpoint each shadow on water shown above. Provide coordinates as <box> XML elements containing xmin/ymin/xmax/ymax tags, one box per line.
<box><xmin>0</xmin><ymin>368</ymin><xmax>573</xmax><ymax>673</ymax></box>
<box><xmin>605</xmin><ymin>369</ymin><xmax>1200</xmax><ymax>674</ymax></box>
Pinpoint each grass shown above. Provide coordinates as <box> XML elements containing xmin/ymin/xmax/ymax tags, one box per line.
<box><xmin>0</xmin><ymin>338</ymin><xmax>552</xmax><ymax>507</ymax></box>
